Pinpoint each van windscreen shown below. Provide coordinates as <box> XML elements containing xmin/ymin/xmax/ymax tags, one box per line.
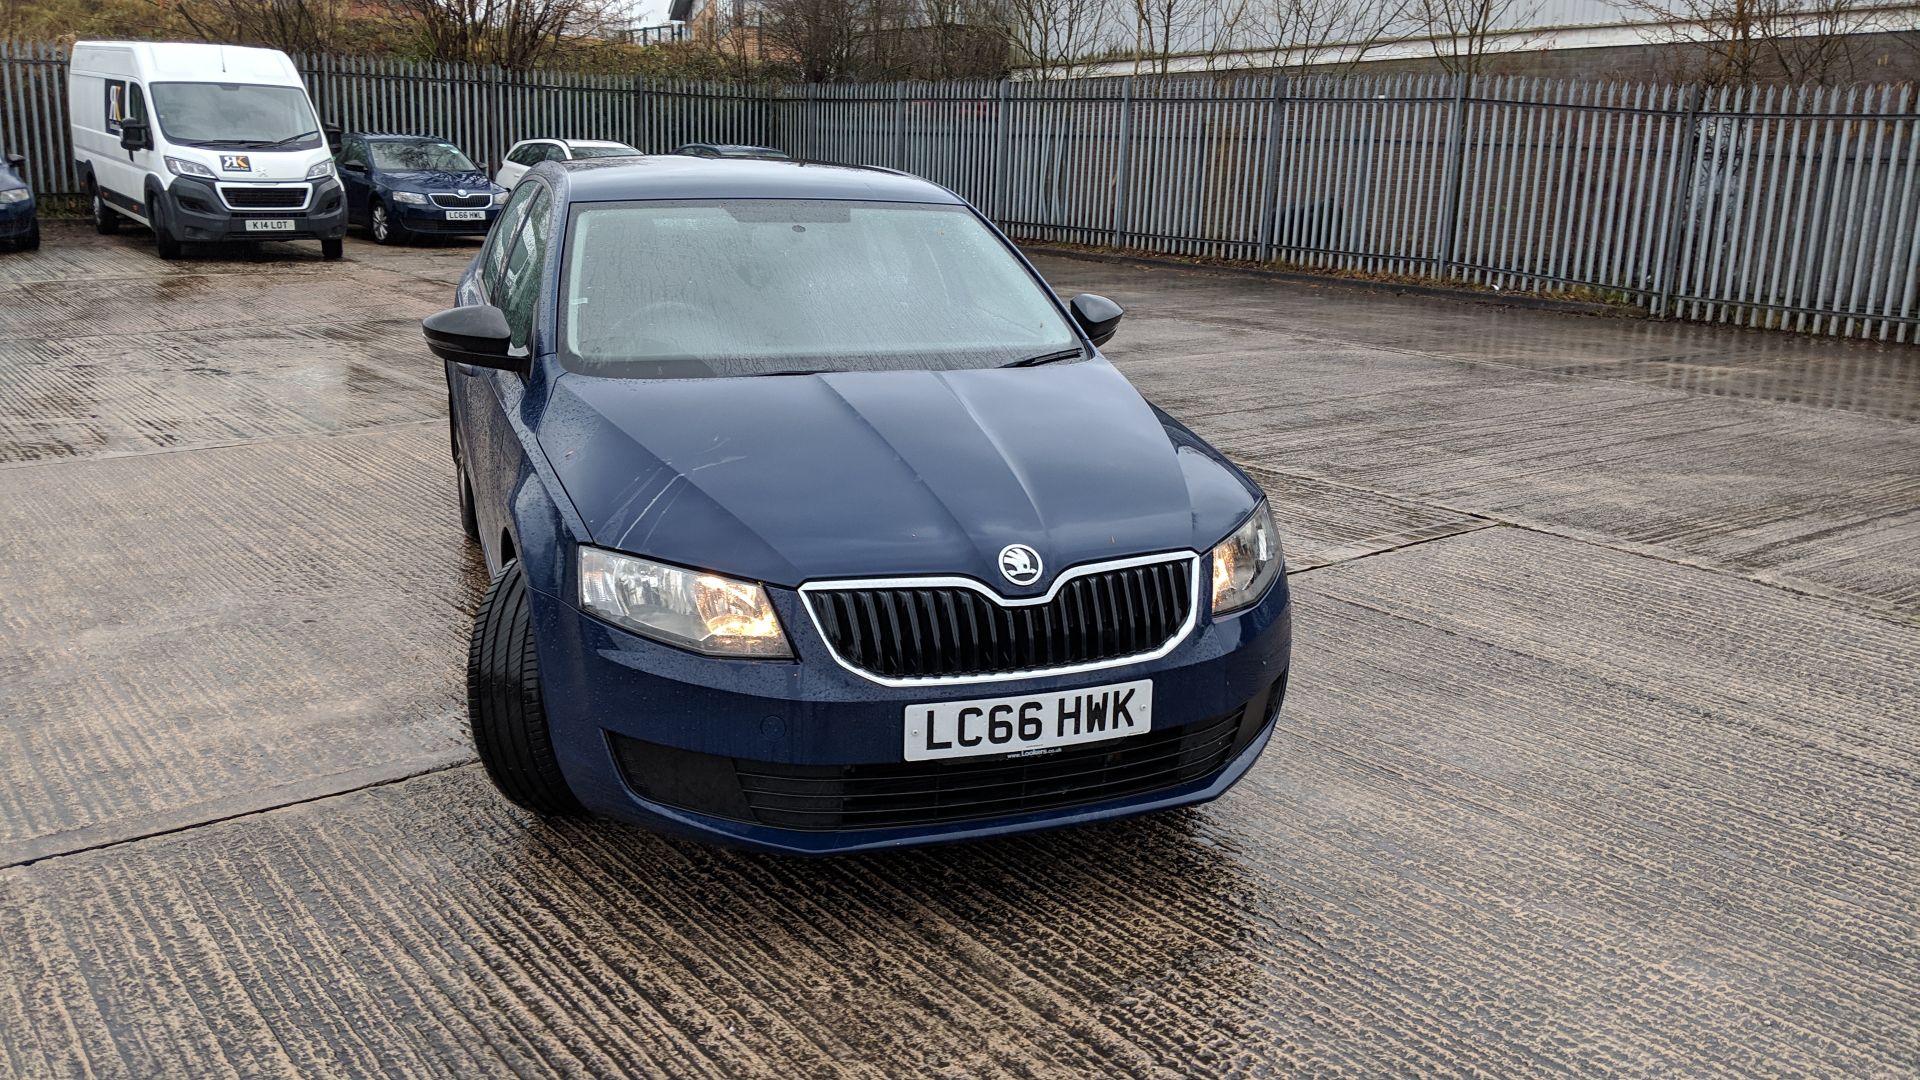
<box><xmin>150</xmin><ymin>83</ymin><xmax>321</xmax><ymax>151</ymax></box>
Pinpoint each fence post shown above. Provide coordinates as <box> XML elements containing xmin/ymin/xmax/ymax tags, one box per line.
<box><xmin>894</xmin><ymin>82</ymin><xmax>907</xmax><ymax>171</ymax></box>
<box><xmin>1653</xmin><ymin>85</ymin><xmax>1705</xmax><ymax>318</ymax></box>
<box><xmin>1436</xmin><ymin>72</ymin><xmax>1471</xmax><ymax>278</ymax></box>
<box><xmin>992</xmin><ymin>79</ymin><xmax>1011</xmax><ymax>221</ymax></box>
<box><xmin>1112</xmin><ymin>76</ymin><xmax>1134</xmax><ymax>251</ymax></box>
<box><xmin>1256</xmin><ymin>75</ymin><xmax>1287</xmax><ymax>265</ymax></box>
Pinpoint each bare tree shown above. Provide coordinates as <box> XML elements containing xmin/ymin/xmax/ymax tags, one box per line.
<box><xmin>759</xmin><ymin>0</ymin><xmax>865</xmax><ymax>80</ymax></box>
<box><xmin>1131</xmin><ymin>0</ymin><xmax>1202</xmax><ymax>73</ymax></box>
<box><xmin>386</xmin><ymin>0</ymin><xmax>620</xmax><ymax>70</ymax></box>
<box><xmin>1004</xmin><ymin>0</ymin><xmax>1114</xmax><ymax>74</ymax></box>
<box><xmin>1248</xmin><ymin>0</ymin><xmax>1410</xmax><ymax>72</ymax></box>
<box><xmin>175</xmin><ymin>0</ymin><xmax>346</xmax><ymax>54</ymax></box>
<box><xmin>1413</xmin><ymin>0</ymin><xmax>1540</xmax><ymax>74</ymax></box>
<box><xmin>1625</xmin><ymin>0</ymin><xmax>1875</xmax><ymax>85</ymax></box>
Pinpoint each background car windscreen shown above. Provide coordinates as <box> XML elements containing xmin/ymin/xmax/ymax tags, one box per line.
<box><xmin>150</xmin><ymin>83</ymin><xmax>321</xmax><ymax>150</ymax></box>
<box><xmin>370</xmin><ymin>140</ymin><xmax>477</xmax><ymax>172</ymax></box>
<box><xmin>569</xmin><ymin>145</ymin><xmax>641</xmax><ymax>159</ymax></box>
<box><xmin>562</xmin><ymin>200</ymin><xmax>1080</xmax><ymax>377</ymax></box>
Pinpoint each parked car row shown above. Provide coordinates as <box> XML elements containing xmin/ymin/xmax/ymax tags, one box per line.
<box><xmin>32</xmin><ymin>39</ymin><xmax>785</xmax><ymax>262</ymax></box>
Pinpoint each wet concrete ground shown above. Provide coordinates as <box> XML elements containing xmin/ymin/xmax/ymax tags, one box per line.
<box><xmin>1</xmin><ymin>222</ymin><xmax>1915</xmax><ymax>1077</ymax></box>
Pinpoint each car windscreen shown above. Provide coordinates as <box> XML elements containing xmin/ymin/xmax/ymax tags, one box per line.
<box><xmin>560</xmin><ymin>199</ymin><xmax>1081</xmax><ymax>378</ymax></box>
<box><xmin>568</xmin><ymin>145</ymin><xmax>641</xmax><ymax>159</ymax></box>
<box><xmin>150</xmin><ymin>83</ymin><xmax>322</xmax><ymax>151</ymax></box>
<box><xmin>370</xmin><ymin>140</ymin><xmax>477</xmax><ymax>172</ymax></box>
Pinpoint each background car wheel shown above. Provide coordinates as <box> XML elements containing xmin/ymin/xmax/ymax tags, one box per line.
<box><xmin>320</xmin><ymin>237</ymin><xmax>343</xmax><ymax>261</ymax></box>
<box><xmin>17</xmin><ymin>222</ymin><xmax>38</xmax><ymax>251</ymax></box>
<box><xmin>149</xmin><ymin>199</ymin><xmax>182</xmax><ymax>260</ymax></box>
<box><xmin>92</xmin><ymin>188</ymin><xmax>119</xmax><ymax>234</ymax></box>
<box><xmin>468</xmin><ymin>561</ymin><xmax>582</xmax><ymax>816</ymax></box>
<box><xmin>370</xmin><ymin>201</ymin><xmax>406</xmax><ymax>245</ymax></box>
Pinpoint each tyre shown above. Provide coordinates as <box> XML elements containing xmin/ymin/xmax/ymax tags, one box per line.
<box><xmin>92</xmin><ymin>186</ymin><xmax>120</xmax><ymax>234</ymax></box>
<box><xmin>455</xmin><ymin>449</ymin><xmax>480</xmax><ymax>543</ymax></box>
<box><xmin>17</xmin><ymin>221</ymin><xmax>38</xmax><ymax>251</ymax></box>
<box><xmin>320</xmin><ymin>237</ymin><xmax>343</xmax><ymax>261</ymax></box>
<box><xmin>468</xmin><ymin>561</ymin><xmax>582</xmax><ymax>816</ymax></box>
<box><xmin>370</xmin><ymin>200</ymin><xmax>406</xmax><ymax>245</ymax></box>
<box><xmin>149</xmin><ymin>197</ymin><xmax>182</xmax><ymax>260</ymax></box>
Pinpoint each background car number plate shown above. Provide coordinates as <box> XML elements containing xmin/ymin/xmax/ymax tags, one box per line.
<box><xmin>244</xmin><ymin>219</ymin><xmax>295</xmax><ymax>232</ymax></box>
<box><xmin>905</xmin><ymin>679</ymin><xmax>1152</xmax><ymax>762</ymax></box>
<box><xmin>445</xmin><ymin>210</ymin><xmax>487</xmax><ymax>221</ymax></box>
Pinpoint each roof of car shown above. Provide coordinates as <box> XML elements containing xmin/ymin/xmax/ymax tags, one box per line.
<box><xmin>352</xmin><ymin>132</ymin><xmax>456</xmax><ymax>141</ymax></box>
<box><xmin>538</xmin><ymin>156</ymin><xmax>964</xmax><ymax>205</ymax></box>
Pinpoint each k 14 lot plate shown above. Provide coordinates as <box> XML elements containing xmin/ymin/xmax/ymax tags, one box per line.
<box><xmin>904</xmin><ymin>679</ymin><xmax>1152</xmax><ymax>762</ymax></box>
<box><xmin>243</xmin><ymin>219</ymin><xmax>295</xmax><ymax>232</ymax></box>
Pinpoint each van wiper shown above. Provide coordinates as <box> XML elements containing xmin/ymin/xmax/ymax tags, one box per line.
<box><xmin>264</xmin><ymin>129</ymin><xmax>322</xmax><ymax>148</ymax></box>
<box><xmin>1001</xmin><ymin>349</ymin><xmax>1085</xmax><ymax>368</ymax></box>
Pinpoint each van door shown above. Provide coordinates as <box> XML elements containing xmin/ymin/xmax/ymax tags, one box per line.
<box><xmin>97</xmin><ymin>79</ymin><xmax>153</xmax><ymax>219</ymax></box>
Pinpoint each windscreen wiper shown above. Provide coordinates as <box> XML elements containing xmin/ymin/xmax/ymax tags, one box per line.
<box><xmin>1001</xmin><ymin>349</ymin><xmax>1085</xmax><ymax>368</ymax></box>
<box><xmin>264</xmin><ymin>129</ymin><xmax>322</xmax><ymax>148</ymax></box>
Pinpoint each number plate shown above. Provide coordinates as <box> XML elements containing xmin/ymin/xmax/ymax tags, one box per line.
<box><xmin>445</xmin><ymin>209</ymin><xmax>488</xmax><ymax>221</ymax></box>
<box><xmin>904</xmin><ymin>679</ymin><xmax>1152</xmax><ymax>762</ymax></box>
<box><xmin>243</xmin><ymin>218</ymin><xmax>295</xmax><ymax>232</ymax></box>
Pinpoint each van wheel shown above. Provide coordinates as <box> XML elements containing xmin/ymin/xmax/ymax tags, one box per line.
<box><xmin>370</xmin><ymin>200</ymin><xmax>406</xmax><ymax>245</ymax></box>
<box><xmin>92</xmin><ymin>188</ymin><xmax>120</xmax><ymax>234</ymax></box>
<box><xmin>320</xmin><ymin>237</ymin><xmax>343</xmax><ymax>261</ymax></box>
<box><xmin>469</xmin><ymin>561</ymin><xmax>582</xmax><ymax>817</ymax></box>
<box><xmin>149</xmin><ymin>199</ymin><xmax>182</xmax><ymax>260</ymax></box>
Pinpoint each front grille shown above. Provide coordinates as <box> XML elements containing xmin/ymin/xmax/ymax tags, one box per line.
<box><xmin>430</xmin><ymin>192</ymin><xmax>492</xmax><ymax>209</ymax></box>
<box><xmin>613</xmin><ymin>703</ymin><xmax>1262</xmax><ymax>832</ymax></box>
<box><xmin>221</xmin><ymin>185</ymin><xmax>308</xmax><ymax>209</ymax></box>
<box><xmin>805</xmin><ymin>555</ymin><xmax>1194</xmax><ymax>681</ymax></box>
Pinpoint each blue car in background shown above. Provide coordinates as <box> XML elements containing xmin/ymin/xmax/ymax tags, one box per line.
<box><xmin>337</xmin><ymin>133</ymin><xmax>505</xmax><ymax>244</ymax></box>
<box><xmin>0</xmin><ymin>152</ymin><xmax>39</xmax><ymax>251</ymax></box>
<box><xmin>424</xmin><ymin>157</ymin><xmax>1292</xmax><ymax>855</ymax></box>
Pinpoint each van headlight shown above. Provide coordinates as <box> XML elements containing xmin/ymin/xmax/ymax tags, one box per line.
<box><xmin>306</xmin><ymin>160</ymin><xmax>336</xmax><ymax>180</ymax></box>
<box><xmin>579</xmin><ymin>547</ymin><xmax>791</xmax><ymax>658</ymax></box>
<box><xmin>391</xmin><ymin>190</ymin><xmax>428</xmax><ymax>205</ymax></box>
<box><xmin>165</xmin><ymin>156</ymin><xmax>215</xmax><ymax>179</ymax></box>
<box><xmin>1209</xmin><ymin>501</ymin><xmax>1283</xmax><ymax>616</ymax></box>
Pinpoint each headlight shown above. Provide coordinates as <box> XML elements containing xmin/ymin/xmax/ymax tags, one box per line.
<box><xmin>579</xmin><ymin>547</ymin><xmax>791</xmax><ymax>658</ymax></box>
<box><xmin>492</xmin><ymin>189</ymin><xmax>510</xmax><ymax>206</ymax></box>
<box><xmin>306</xmin><ymin>160</ymin><xmax>336</xmax><ymax>180</ymax></box>
<box><xmin>1209</xmin><ymin>500</ymin><xmax>1283</xmax><ymax>616</ymax></box>
<box><xmin>391</xmin><ymin>190</ymin><xmax>428</xmax><ymax>205</ymax></box>
<box><xmin>0</xmin><ymin>188</ymin><xmax>28</xmax><ymax>204</ymax></box>
<box><xmin>164</xmin><ymin>156</ymin><xmax>215</xmax><ymax>179</ymax></box>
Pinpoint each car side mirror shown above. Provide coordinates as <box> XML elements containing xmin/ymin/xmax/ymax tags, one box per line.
<box><xmin>340</xmin><ymin>160</ymin><xmax>365</xmax><ymax>172</ymax></box>
<box><xmin>118</xmin><ymin>120</ymin><xmax>151</xmax><ymax>152</ymax></box>
<box><xmin>1069</xmin><ymin>293</ymin><xmax>1124</xmax><ymax>346</ymax></box>
<box><xmin>4</xmin><ymin>153</ymin><xmax>25</xmax><ymax>172</ymax></box>
<box><xmin>323</xmin><ymin>122</ymin><xmax>343</xmax><ymax>154</ymax></box>
<box><xmin>423</xmin><ymin>305</ymin><xmax>526</xmax><ymax>373</ymax></box>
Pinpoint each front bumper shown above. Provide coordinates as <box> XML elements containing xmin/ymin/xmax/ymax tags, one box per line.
<box><xmin>392</xmin><ymin>199</ymin><xmax>499</xmax><ymax>235</ymax></box>
<box><xmin>160</xmin><ymin>176</ymin><xmax>347</xmax><ymax>242</ymax></box>
<box><xmin>0</xmin><ymin>196</ymin><xmax>34</xmax><ymax>239</ymax></box>
<box><xmin>530</xmin><ymin>574</ymin><xmax>1293</xmax><ymax>854</ymax></box>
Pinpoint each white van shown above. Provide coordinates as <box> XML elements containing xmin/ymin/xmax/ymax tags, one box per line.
<box><xmin>70</xmin><ymin>41</ymin><xmax>346</xmax><ymax>260</ymax></box>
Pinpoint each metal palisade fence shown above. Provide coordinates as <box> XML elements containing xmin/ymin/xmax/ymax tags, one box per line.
<box><xmin>5</xmin><ymin>40</ymin><xmax>1919</xmax><ymax>342</ymax></box>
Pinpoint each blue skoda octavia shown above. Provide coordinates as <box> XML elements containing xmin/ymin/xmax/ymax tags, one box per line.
<box><xmin>337</xmin><ymin>133</ymin><xmax>505</xmax><ymax>244</ymax></box>
<box><xmin>0</xmin><ymin>152</ymin><xmax>39</xmax><ymax>251</ymax></box>
<box><xmin>428</xmin><ymin>156</ymin><xmax>1292</xmax><ymax>854</ymax></box>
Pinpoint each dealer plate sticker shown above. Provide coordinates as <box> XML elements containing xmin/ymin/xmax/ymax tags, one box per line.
<box><xmin>445</xmin><ymin>210</ymin><xmax>487</xmax><ymax>221</ymax></box>
<box><xmin>244</xmin><ymin>219</ymin><xmax>295</xmax><ymax>232</ymax></box>
<box><xmin>904</xmin><ymin>679</ymin><xmax>1152</xmax><ymax>762</ymax></box>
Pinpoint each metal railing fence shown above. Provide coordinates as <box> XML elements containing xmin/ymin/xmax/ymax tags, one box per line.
<box><xmin>4</xmin><ymin>39</ymin><xmax>1918</xmax><ymax>342</ymax></box>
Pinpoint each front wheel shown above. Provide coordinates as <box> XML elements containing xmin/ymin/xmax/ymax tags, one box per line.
<box><xmin>149</xmin><ymin>198</ymin><xmax>182</xmax><ymax>260</ymax></box>
<box><xmin>320</xmin><ymin>237</ymin><xmax>343</xmax><ymax>261</ymax></box>
<box><xmin>468</xmin><ymin>561</ymin><xmax>582</xmax><ymax>816</ymax></box>
<box><xmin>17</xmin><ymin>221</ymin><xmax>38</xmax><ymax>251</ymax></box>
<box><xmin>370</xmin><ymin>201</ymin><xmax>406</xmax><ymax>245</ymax></box>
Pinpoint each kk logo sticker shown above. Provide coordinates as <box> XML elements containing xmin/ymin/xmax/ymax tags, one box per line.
<box><xmin>219</xmin><ymin>154</ymin><xmax>252</xmax><ymax>172</ymax></box>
